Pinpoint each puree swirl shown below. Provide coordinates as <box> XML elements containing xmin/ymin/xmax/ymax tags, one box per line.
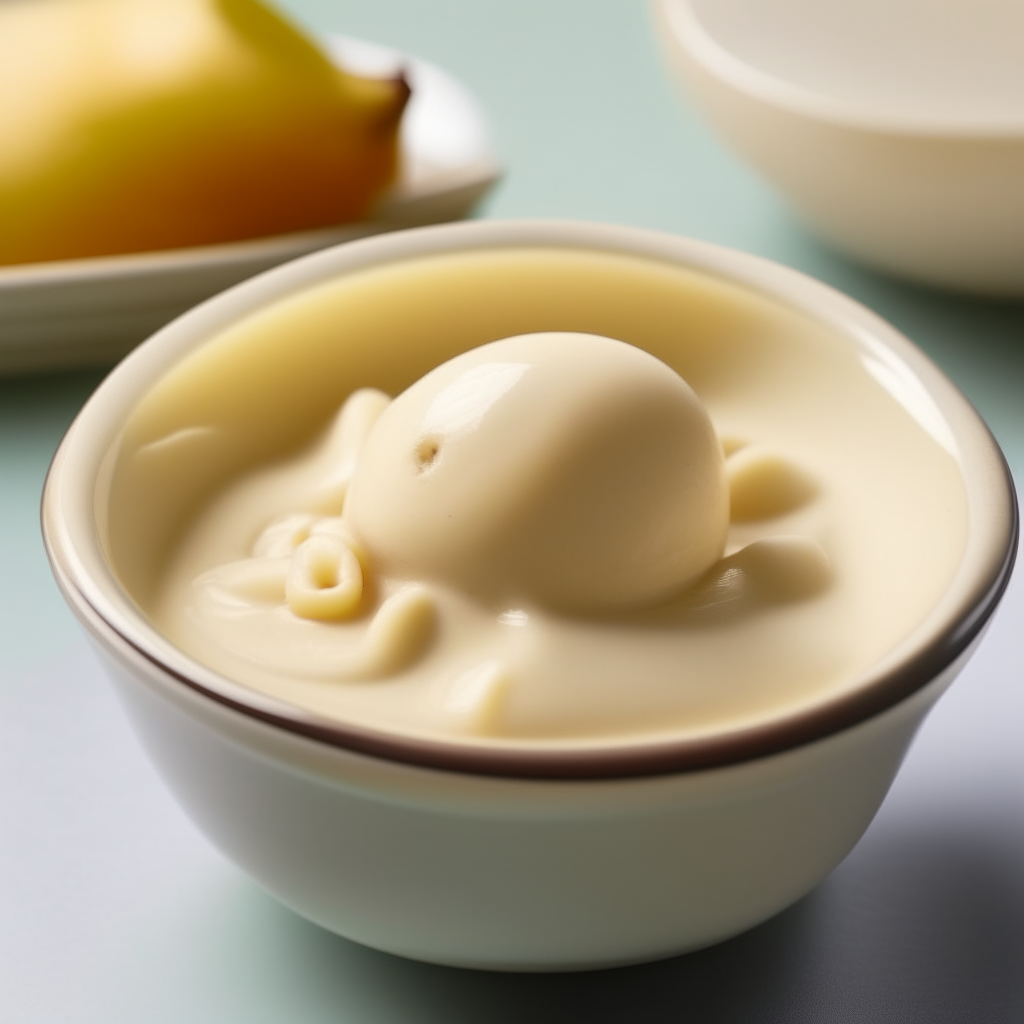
<box><xmin>156</xmin><ymin>332</ymin><xmax>850</xmax><ymax>740</ymax></box>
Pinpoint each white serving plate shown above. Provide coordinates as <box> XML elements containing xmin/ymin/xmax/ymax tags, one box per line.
<box><xmin>0</xmin><ymin>36</ymin><xmax>500</xmax><ymax>374</ymax></box>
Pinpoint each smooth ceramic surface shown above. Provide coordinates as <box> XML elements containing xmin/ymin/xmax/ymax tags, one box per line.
<box><xmin>74</xmin><ymin>587</ymin><xmax>980</xmax><ymax>970</ymax></box>
<box><xmin>0</xmin><ymin>35</ymin><xmax>499</xmax><ymax>376</ymax></box>
<box><xmin>41</xmin><ymin>219</ymin><xmax>1016</xmax><ymax>969</ymax></box>
<box><xmin>653</xmin><ymin>0</ymin><xmax>1024</xmax><ymax>295</ymax></box>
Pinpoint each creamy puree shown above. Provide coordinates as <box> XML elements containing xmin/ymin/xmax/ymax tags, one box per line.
<box><xmin>123</xmin><ymin>247</ymin><xmax>967</xmax><ymax>747</ymax></box>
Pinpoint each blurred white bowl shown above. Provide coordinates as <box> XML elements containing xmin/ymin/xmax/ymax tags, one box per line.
<box><xmin>654</xmin><ymin>0</ymin><xmax>1024</xmax><ymax>295</ymax></box>
<box><xmin>0</xmin><ymin>36</ymin><xmax>499</xmax><ymax>375</ymax></box>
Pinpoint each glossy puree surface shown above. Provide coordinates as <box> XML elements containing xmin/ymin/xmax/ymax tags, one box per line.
<box><xmin>105</xmin><ymin>247</ymin><xmax>968</xmax><ymax>747</ymax></box>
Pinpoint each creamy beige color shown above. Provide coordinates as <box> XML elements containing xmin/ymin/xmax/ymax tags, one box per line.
<box><xmin>345</xmin><ymin>332</ymin><xmax>729</xmax><ymax>613</ymax></box>
<box><xmin>109</xmin><ymin>247</ymin><xmax>967</xmax><ymax>748</ymax></box>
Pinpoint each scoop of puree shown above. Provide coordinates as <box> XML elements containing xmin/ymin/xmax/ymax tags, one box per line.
<box><xmin>0</xmin><ymin>0</ymin><xmax>410</xmax><ymax>264</ymax></box>
<box><xmin>345</xmin><ymin>333</ymin><xmax>730</xmax><ymax>613</ymax></box>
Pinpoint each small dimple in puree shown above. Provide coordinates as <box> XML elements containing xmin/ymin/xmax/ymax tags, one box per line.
<box><xmin>114</xmin><ymin>248</ymin><xmax>967</xmax><ymax>748</ymax></box>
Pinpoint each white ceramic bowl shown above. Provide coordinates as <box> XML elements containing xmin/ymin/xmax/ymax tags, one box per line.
<box><xmin>653</xmin><ymin>0</ymin><xmax>1024</xmax><ymax>296</ymax></box>
<box><xmin>42</xmin><ymin>220</ymin><xmax>1016</xmax><ymax>971</ymax></box>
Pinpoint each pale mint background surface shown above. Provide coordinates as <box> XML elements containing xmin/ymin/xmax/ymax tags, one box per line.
<box><xmin>2</xmin><ymin>2</ymin><xmax>1023</xmax><ymax>1020</ymax></box>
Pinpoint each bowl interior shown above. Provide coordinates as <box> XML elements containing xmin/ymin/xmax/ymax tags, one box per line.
<box><xmin>49</xmin><ymin>223</ymin><xmax>1014</xmax><ymax>776</ymax></box>
<box><xmin>685</xmin><ymin>0</ymin><xmax>1024</xmax><ymax>129</ymax></box>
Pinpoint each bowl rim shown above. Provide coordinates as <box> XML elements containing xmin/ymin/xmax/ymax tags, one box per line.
<box><xmin>654</xmin><ymin>0</ymin><xmax>1024</xmax><ymax>140</ymax></box>
<box><xmin>41</xmin><ymin>218</ymin><xmax>1019</xmax><ymax>780</ymax></box>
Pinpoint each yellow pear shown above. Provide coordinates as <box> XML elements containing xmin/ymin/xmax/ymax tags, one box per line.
<box><xmin>0</xmin><ymin>0</ymin><xmax>410</xmax><ymax>264</ymax></box>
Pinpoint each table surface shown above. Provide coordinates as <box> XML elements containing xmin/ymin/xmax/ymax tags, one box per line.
<box><xmin>2</xmin><ymin>2</ymin><xmax>1023</xmax><ymax>1021</ymax></box>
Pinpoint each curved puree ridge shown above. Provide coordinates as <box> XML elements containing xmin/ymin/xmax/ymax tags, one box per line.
<box><xmin>109</xmin><ymin>247</ymin><xmax>967</xmax><ymax>747</ymax></box>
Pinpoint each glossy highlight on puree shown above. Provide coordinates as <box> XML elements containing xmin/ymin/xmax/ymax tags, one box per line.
<box><xmin>104</xmin><ymin>246</ymin><xmax>970</xmax><ymax>749</ymax></box>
